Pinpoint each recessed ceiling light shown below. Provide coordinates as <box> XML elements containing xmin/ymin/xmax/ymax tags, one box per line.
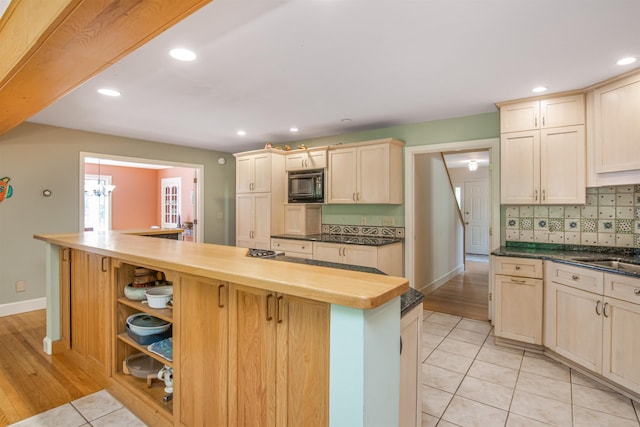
<box><xmin>341</xmin><ymin>118</ymin><xmax>352</xmax><ymax>123</ymax></box>
<box><xmin>532</xmin><ymin>86</ymin><xmax>548</xmax><ymax>93</ymax></box>
<box><xmin>169</xmin><ymin>48</ymin><xmax>197</xmax><ymax>62</ymax></box>
<box><xmin>289</xmin><ymin>127</ymin><xmax>299</xmax><ymax>132</ymax></box>
<box><xmin>617</xmin><ymin>56</ymin><xmax>637</xmax><ymax>66</ymax></box>
<box><xmin>237</xmin><ymin>130</ymin><xmax>246</xmax><ymax>136</ymax></box>
<box><xmin>97</xmin><ymin>88</ymin><xmax>121</xmax><ymax>97</ymax></box>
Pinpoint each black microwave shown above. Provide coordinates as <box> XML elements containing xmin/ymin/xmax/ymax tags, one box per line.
<box><xmin>288</xmin><ymin>169</ymin><xmax>324</xmax><ymax>203</ymax></box>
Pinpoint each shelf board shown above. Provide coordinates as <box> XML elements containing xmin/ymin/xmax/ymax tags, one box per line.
<box><xmin>117</xmin><ymin>333</ymin><xmax>173</xmax><ymax>368</ymax></box>
<box><xmin>117</xmin><ymin>297</ymin><xmax>173</xmax><ymax>322</ymax></box>
<box><xmin>112</xmin><ymin>371</ymin><xmax>173</xmax><ymax>416</ymax></box>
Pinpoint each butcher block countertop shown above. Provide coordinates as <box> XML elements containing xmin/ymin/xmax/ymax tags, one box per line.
<box><xmin>34</xmin><ymin>232</ymin><xmax>408</xmax><ymax>309</ymax></box>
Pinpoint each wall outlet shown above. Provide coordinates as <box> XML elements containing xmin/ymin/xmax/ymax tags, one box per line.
<box><xmin>216</xmin><ymin>211</ymin><xmax>224</xmax><ymax>219</ymax></box>
<box><xmin>16</xmin><ymin>280</ymin><xmax>26</xmax><ymax>292</ymax></box>
<box><xmin>360</xmin><ymin>217</ymin><xmax>367</xmax><ymax>225</ymax></box>
<box><xmin>382</xmin><ymin>217</ymin><xmax>395</xmax><ymax>226</ymax></box>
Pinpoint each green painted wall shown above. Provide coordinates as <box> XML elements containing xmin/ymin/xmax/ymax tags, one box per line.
<box><xmin>293</xmin><ymin>112</ymin><xmax>500</xmax><ymax>226</ymax></box>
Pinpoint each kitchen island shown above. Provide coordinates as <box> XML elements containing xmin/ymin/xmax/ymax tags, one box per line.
<box><xmin>35</xmin><ymin>231</ymin><xmax>409</xmax><ymax>427</ymax></box>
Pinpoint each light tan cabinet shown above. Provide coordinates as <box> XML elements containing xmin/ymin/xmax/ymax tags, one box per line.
<box><xmin>592</xmin><ymin>72</ymin><xmax>640</xmax><ymax>174</ymax></box>
<box><xmin>236</xmin><ymin>151</ymin><xmax>274</xmax><ymax>193</ymax></box>
<box><xmin>271</xmin><ymin>238</ymin><xmax>313</xmax><ymax>259</ymax></box>
<box><xmin>313</xmin><ymin>241</ymin><xmax>403</xmax><ymax>276</ymax></box>
<box><xmin>500</xmin><ymin>95</ymin><xmax>585</xmax><ymax>133</ymax></box>
<box><xmin>176</xmin><ymin>275</ymin><xmax>228</xmax><ymax>427</ymax></box>
<box><xmin>493</xmin><ymin>256</ymin><xmax>543</xmax><ymax>345</ymax></box>
<box><xmin>228</xmin><ymin>284</ymin><xmax>330</xmax><ymax>426</ymax></box>
<box><xmin>499</xmin><ymin>94</ymin><xmax>585</xmax><ymax>205</ymax></box>
<box><xmin>236</xmin><ymin>193</ymin><xmax>271</xmax><ymax>249</ymax></box>
<box><xmin>284</xmin><ymin>204</ymin><xmax>321</xmax><ymax>236</ymax></box>
<box><xmin>327</xmin><ymin>138</ymin><xmax>404</xmax><ymax>204</ymax></box>
<box><xmin>399</xmin><ymin>304</ymin><xmax>422</xmax><ymax>427</ymax></box>
<box><xmin>71</xmin><ymin>250</ymin><xmax>111</xmax><ymax>376</ymax></box>
<box><xmin>285</xmin><ymin>147</ymin><xmax>327</xmax><ymax>171</ymax></box>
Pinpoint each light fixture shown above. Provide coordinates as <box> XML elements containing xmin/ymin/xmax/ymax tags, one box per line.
<box><xmin>237</xmin><ymin>130</ymin><xmax>246</xmax><ymax>136</ymax></box>
<box><xmin>468</xmin><ymin>160</ymin><xmax>478</xmax><ymax>171</ymax></box>
<box><xmin>169</xmin><ymin>48</ymin><xmax>197</xmax><ymax>62</ymax></box>
<box><xmin>617</xmin><ymin>56</ymin><xmax>637</xmax><ymax>66</ymax></box>
<box><xmin>86</xmin><ymin>161</ymin><xmax>116</xmax><ymax>197</ymax></box>
<box><xmin>97</xmin><ymin>88</ymin><xmax>121</xmax><ymax>97</ymax></box>
<box><xmin>341</xmin><ymin>118</ymin><xmax>352</xmax><ymax>123</ymax></box>
<box><xmin>289</xmin><ymin>127</ymin><xmax>299</xmax><ymax>132</ymax></box>
<box><xmin>532</xmin><ymin>86</ymin><xmax>548</xmax><ymax>93</ymax></box>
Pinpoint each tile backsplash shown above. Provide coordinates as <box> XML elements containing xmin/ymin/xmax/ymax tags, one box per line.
<box><xmin>505</xmin><ymin>184</ymin><xmax>640</xmax><ymax>248</ymax></box>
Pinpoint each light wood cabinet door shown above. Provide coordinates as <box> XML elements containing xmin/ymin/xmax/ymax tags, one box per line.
<box><xmin>500</xmin><ymin>130</ymin><xmax>540</xmax><ymax>204</ymax></box>
<box><xmin>357</xmin><ymin>143</ymin><xmax>390</xmax><ymax>203</ymax></box>
<box><xmin>285</xmin><ymin>149</ymin><xmax>327</xmax><ymax>171</ymax></box>
<box><xmin>545</xmin><ymin>281</ymin><xmax>603</xmax><ymax>372</ymax></box>
<box><xmin>236</xmin><ymin>155</ymin><xmax>255</xmax><ymax>193</ymax></box>
<box><xmin>343</xmin><ymin>244</ymin><xmax>378</xmax><ymax>268</ymax></box>
<box><xmin>602</xmin><ymin>296</ymin><xmax>640</xmax><ymax>395</ymax></box>
<box><xmin>236</xmin><ymin>153</ymin><xmax>272</xmax><ymax>193</ymax></box>
<box><xmin>494</xmin><ymin>274</ymin><xmax>543</xmax><ymax>344</ymax></box>
<box><xmin>500</xmin><ymin>100</ymin><xmax>539</xmax><ymax>133</ymax></box>
<box><xmin>593</xmin><ymin>73</ymin><xmax>640</xmax><ymax>173</ymax></box>
<box><xmin>500</xmin><ymin>95</ymin><xmax>584</xmax><ymax>133</ymax></box>
<box><xmin>327</xmin><ymin>148</ymin><xmax>358</xmax><ymax>203</ymax></box>
<box><xmin>236</xmin><ymin>194</ymin><xmax>254</xmax><ymax>248</ymax></box>
<box><xmin>71</xmin><ymin>250</ymin><xmax>111</xmax><ymax>375</ymax></box>
<box><xmin>399</xmin><ymin>304</ymin><xmax>422</xmax><ymax>427</ymax></box>
<box><xmin>540</xmin><ymin>125</ymin><xmax>585</xmax><ymax>204</ymax></box>
<box><xmin>313</xmin><ymin>242</ymin><xmax>344</xmax><ymax>264</ymax></box>
<box><xmin>276</xmin><ymin>295</ymin><xmax>330</xmax><ymax>426</ymax></box>
<box><xmin>178</xmin><ymin>276</ymin><xmax>229</xmax><ymax>427</ymax></box>
<box><xmin>229</xmin><ymin>285</ymin><xmax>278</xmax><ymax>426</ymax></box>
<box><xmin>236</xmin><ymin>193</ymin><xmax>271</xmax><ymax>249</ymax></box>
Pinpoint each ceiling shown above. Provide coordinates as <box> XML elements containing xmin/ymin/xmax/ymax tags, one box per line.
<box><xmin>27</xmin><ymin>0</ymin><xmax>640</xmax><ymax>154</ymax></box>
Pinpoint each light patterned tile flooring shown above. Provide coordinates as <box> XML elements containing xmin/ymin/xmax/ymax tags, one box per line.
<box><xmin>421</xmin><ymin>310</ymin><xmax>640</xmax><ymax>427</ymax></box>
<box><xmin>8</xmin><ymin>390</ymin><xmax>145</xmax><ymax>427</ymax></box>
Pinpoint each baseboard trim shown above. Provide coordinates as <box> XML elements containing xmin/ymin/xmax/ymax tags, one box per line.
<box><xmin>0</xmin><ymin>297</ymin><xmax>46</xmax><ymax>317</ymax></box>
<box><xmin>418</xmin><ymin>264</ymin><xmax>465</xmax><ymax>295</ymax></box>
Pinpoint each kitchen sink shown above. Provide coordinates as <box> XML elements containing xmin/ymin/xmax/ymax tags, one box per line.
<box><xmin>571</xmin><ymin>258</ymin><xmax>640</xmax><ymax>274</ymax></box>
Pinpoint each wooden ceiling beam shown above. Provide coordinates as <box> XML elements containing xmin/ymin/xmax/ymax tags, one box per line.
<box><xmin>0</xmin><ymin>0</ymin><xmax>212</xmax><ymax>136</ymax></box>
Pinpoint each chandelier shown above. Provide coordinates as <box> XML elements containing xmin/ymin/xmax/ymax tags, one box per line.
<box><xmin>467</xmin><ymin>160</ymin><xmax>478</xmax><ymax>171</ymax></box>
<box><xmin>86</xmin><ymin>161</ymin><xmax>116</xmax><ymax>197</ymax></box>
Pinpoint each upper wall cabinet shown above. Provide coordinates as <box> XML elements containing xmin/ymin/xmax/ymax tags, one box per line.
<box><xmin>285</xmin><ymin>147</ymin><xmax>328</xmax><ymax>171</ymax></box>
<box><xmin>592</xmin><ymin>72</ymin><xmax>640</xmax><ymax>174</ymax></box>
<box><xmin>327</xmin><ymin>138</ymin><xmax>404</xmax><ymax>204</ymax></box>
<box><xmin>235</xmin><ymin>150</ymin><xmax>285</xmax><ymax>194</ymax></box>
<box><xmin>500</xmin><ymin>95</ymin><xmax>585</xmax><ymax>133</ymax></box>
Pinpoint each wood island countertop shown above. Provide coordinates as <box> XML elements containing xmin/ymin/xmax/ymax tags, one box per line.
<box><xmin>34</xmin><ymin>232</ymin><xmax>408</xmax><ymax>309</ymax></box>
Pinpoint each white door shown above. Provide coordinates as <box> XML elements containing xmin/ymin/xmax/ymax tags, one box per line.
<box><xmin>464</xmin><ymin>180</ymin><xmax>489</xmax><ymax>255</ymax></box>
<box><xmin>161</xmin><ymin>177</ymin><xmax>181</xmax><ymax>228</ymax></box>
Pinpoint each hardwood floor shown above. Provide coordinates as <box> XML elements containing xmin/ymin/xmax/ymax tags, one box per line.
<box><xmin>0</xmin><ymin>310</ymin><xmax>103</xmax><ymax>426</ymax></box>
<box><xmin>422</xmin><ymin>259</ymin><xmax>489</xmax><ymax>322</ymax></box>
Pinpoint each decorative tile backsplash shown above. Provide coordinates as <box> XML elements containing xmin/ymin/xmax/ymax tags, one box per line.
<box><xmin>322</xmin><ymin>224</ymin><xmax>405</xmax><ymax>239</ymax></box>
<box><xmin>505</xmin><ymin>185</ymin><xmax>640</xmax><ymax>248</ymax></box>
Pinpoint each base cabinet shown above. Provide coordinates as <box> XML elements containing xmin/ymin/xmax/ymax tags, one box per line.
<box><xmin>313</xmin><ymin>241</ymin><xmax>403</xmax><ymax>276</ymax></box>
<box><xmin>399</xmin><ymin>304</ymin><xmax>422</xmax><ymax>427</ymax></box>
<box><xmin>71</xmin><ymin>250</ymin><xmax>111</xmax><ymax>375</ymax></box>
<box><xmin>493</xmin><ymin>256</ymin><xmax>543</xmax><ymax>344</ymax></box>
<box><xmin>229</xmin><ymin>284</ymin><xmax>330</xmax><ymax>426</ymax></box>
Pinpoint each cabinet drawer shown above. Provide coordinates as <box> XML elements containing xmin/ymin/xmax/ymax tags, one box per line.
<box><xmin>546</xmin><ymin>262</ymin><xmax>604</xmax><ymax>294</ymax></box>
<box><xmin>604</xmin><ymin>273</ymin><xmax>640</xmax><ymax>304</ymax></box>
<box><xmin>271</xmin><ymin>238</ymin><xmax>313</xmax><ymax>255</ymax></box>
<box><xmin>494</xmin><ymin>257</ymin><xmax>543</xmax><ymax>278</ymax></box>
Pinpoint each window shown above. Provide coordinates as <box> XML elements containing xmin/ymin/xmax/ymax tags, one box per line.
<box><xmin>84</xmin><ymin>175</ymin><xmax>113</xmax><ymax>231</ymax></box>
<box><xmin>161</xmin><ymin>177</ymin><xmax>181</xmax><ymax>228</ymax></box>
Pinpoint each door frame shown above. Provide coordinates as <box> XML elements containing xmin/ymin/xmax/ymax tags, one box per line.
<box><xmin>79</xmin><ymin>152</ymin><xmax>204</xmax><ymax>242</ymax></box>
<box><xmin>404</xmin><ymin>138</ymin><xmax>500</xmax><ymax>320</ymax></box>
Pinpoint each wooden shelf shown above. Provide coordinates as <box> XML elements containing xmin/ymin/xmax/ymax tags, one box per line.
<box><xmin>117</xmin><ymin>333</ymin><xmax>173</xmax><ymax>368</ymax></box>
<box><xmin>112</xmin><ymin>371</ymin><xmax>173</xmax><ymax>416</ymax></box>
<box><xmin>117</xmin><ymin>297</ymin><xmax>173</xmax><ymax>322</ymax></box>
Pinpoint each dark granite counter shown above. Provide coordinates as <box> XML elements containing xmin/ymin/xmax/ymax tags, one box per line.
<box><xmin>272</xmin><ymin>254</ymin><xmax>424</xmax><ymax>316</ymax></box>
<box><xmin>492</xmin><ymin>243</ymin><xmax>640</xmax><ymax>278</ymax></box>
<box><xmin>271</xmin><ymin>233</ymin><xmax>402</xmax><ymax>247</ymax></box>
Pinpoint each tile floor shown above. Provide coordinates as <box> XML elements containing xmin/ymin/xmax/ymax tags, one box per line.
<box><xmin>8</xmin><ymin>390</ymin><xmax>145</xmax><ymax>427</ymax></box>
<box><xmin>421</xmin><ymin>310</ymin><xmax>640</xmax><ymax>427</ymax></box>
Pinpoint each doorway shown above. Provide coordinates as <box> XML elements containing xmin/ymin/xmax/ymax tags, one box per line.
<box><xmin>79</xmin><ymin>153</ymin><xmax>204</xmax><ymax>242</ymax></box>
<box><xmin>404</xmin><ymin>138</ymin><xmax>500</xmax><ymax>320</ymax></box>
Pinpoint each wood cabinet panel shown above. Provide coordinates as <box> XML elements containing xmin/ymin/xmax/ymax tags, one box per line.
<box><xmin>500</xmin><ymin>130</ymin><xmax>539</xmax><ymax>204</ymax></box>
<box><xmin>399</xmin><ymin>304</ymin><xmax>422</xmax><ymax>427</ymax></box>
<box><xmin>236</xmin><ymin>193</ymin><xmax>271</xmax><ymax>249</ymax></box>
<box><xmin>602</xmin><ymin>296</ymin><xmax>640</xmax><ymax>394</ymax></box>
<box><xmin>494</xmin><ymin>257</ymin><xmax>543</xmax><ymax>278</ymax></box>
<box><xmin>546</xmin><ymin>262</ymin><xmax>603</xmax><ymax>294</ymax></box>
<box><xmin>327</xmin><ymin>148</ymin><xmax>358</xmax><ymax>203</ymax></box>
<box><xmin>500</xmin><ymin>95</ymin><xmax>584</xmax><ymax>133</ymax></box>
<box><xmin>540</xmin><ymin>125</ymin><xmax>586</xmax><ymax>204</ymax></box>
<box><xmin>178</xmin><ymin>276</ymin><xmax>228</xmax><ymax>427</ymax></box>
<box><xmin>285</xmin><ymin>148</ymin><xmax>327</xmax><ymax>171</ymax></box>
<box><xmin>495</xmin><ymin>274</ymin><xmax>543</xmax><ymax>344</ymax></box>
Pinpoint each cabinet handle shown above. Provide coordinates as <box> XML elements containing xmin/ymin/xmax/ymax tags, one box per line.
<box><xmin>542</xmin><ymin>189</ymin><xmax>546</xmax><ymax>201</ymax></box>
<box><xmin>101</xmin><ymin>257</ymin><xmax>108</xmax><ymax>272</ymax></box>
<box><xmin>572</xmin><ymin>275</ymin><xmax>579</xmax><ymax>280</ymax></box>
<box><xmin>356</xmin><ymin>192</ymin><xmax>360</xmax><ymax>201</ymax></box>
<box><xmin>634</xmin><ymin>289</ymin><xmax>640</xmax><ymax>296</ymax></box>
<box><xmin>400</xmin><ymin>336</ymin><xmax>403</xmax><ymax>355</ymax></box>
<box><xmin>515</xmin><ymin>265</ymin><xmax>521</xmax><ymax>270</ymax></box>
<box><xmin>603</xmin><ymin>302</ymin><xmax>609</xmax><ymax>318</ymax></box>
<box><xmin>62</xmin><ymin>248</ymin><xmax>69</xmax><ymax>262</ymax></box>
<box><xmin>352</xmin><ymin>192</ymin><xmax>357</xmax><ymax>201</ymax></box>
<box><xmin>276</xmin><ymin>295</ymin><xmax>284</xmax><ymax>323</ymax></box>
<box><xmin>301</xmin><ymin>246</ymin><xmax>305</xmax><ymax>250</ymax></box>
<box><xmin>542</xmin><ymin>114</ymin><xmax>545</xmax><ymax>126</ymax></box>
<box><xmin>510</xmin><ymin>279</ymin><xmax>526</xmax><ymax>284</ymax></box>
<box><xmin>535</xmin><ymin>189</ymin><xmax>539</xmax><ymax>201</ymax></box>
<box><xmin>595</xmin><ymin>300</ymin><xmax>601</xmax><ymax>316</ymax></box>
<box><xmin>535</xmin><ymin>116</ymin><xmax>538</xmax><ymax>127</ymax></box>
<box><xmin>266</xmin><ymin>294</ymin><xmax>274</xmax><ymax>321</ymax></box>
<box><xmin>218</xmin><ymin>284</ymin><xmax>226</xmax><ymax>308</ymax></box>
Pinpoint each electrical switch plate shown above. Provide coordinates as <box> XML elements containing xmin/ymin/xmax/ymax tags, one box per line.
<box><xmin>382</xmin><ymin>217</ymin><xmax>395</xmax><ymax>226</ymax></box>
<box><xmin>16</xmin><ymin>280</ymin><xmax>26</xmax><ymax>292</ymax></box>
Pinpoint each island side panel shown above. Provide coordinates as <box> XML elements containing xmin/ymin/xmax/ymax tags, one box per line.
<box><xmin>329</xmin><ymin>297</ymin><xmax>400</xmax><ymax>427</ymax></box>
<box><xmin>43</xmin><ymin>242</ymin><xmax>61</xmax><ymax>354</ymax></box>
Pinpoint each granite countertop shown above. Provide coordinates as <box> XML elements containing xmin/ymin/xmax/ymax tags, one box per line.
<box><xmin>272</xmin><ymin>254</ymin><xmax>424</xmax><ymax>316</ymax></box>
<box><xmin>271</xmin><ymin>233</ymin><xmax>402</xmax><ymax>247</ymax></box>
<box><xmin>492</xmin><ymin>243</ymin><xmax>640</xmax><ymax>278</ymax></box>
